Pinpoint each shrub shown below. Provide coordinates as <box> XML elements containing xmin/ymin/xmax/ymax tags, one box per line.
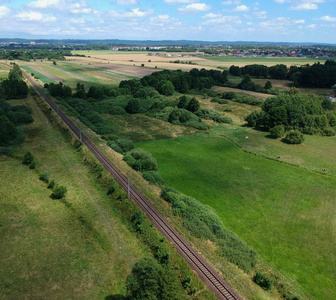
<box><xmin>124</xmin><ymin>149</ymin><xmax>158</xmax><ymax>172</ymax></box>
<box><xmin>22</xmin><ymin>151</ymin><xmax>34</xmax><ymax>165</ymax></box>
<box><xmin>51</xmin><ymin>185</ymin><xmax>67</xmax><ymax>199</ymax></box>
<box><xmin>39</xmin><ymin>172</ymin><xmax>50</xmax><ymax>183</ymax></box>
<box><xmin>253</xmin><ymin>272</ymin><xmax>273</xmax><ymax>290</ymax></box>
<box><xmin>283</xmin><ymin>130</ymin><xmax>304</xmax><ymax>144</ymax></box>
<box><xmin>270</xmin><ymin>125</ymin><xmax>285</xmax><ymax>138</ymax></box>
<box><xmin>322</xmin><ymin>128</ymin><xmax>335</xmax><ymax>136</ymax></box>
<box><xmin>125</xmin><ymin>98</ymin><xmax>140</xmax><ymax>114</ymax></box>
<box><xmin>211</xmin><ymin>98</ymin><xmax>228</xmax><ymax>104</ymax></box>
<box><xmin>143</xmin><ymin>171</ymin><xmax>165</xmax><ymax>186</ymax></box>
<box><xmin>47</xmin><ymin>180</ymin><xmax>55</xmax><ymax>189</ymax></box>
<box><xmin>108</xmin><ymin>138</ymin><xmax>135</xmax><ymax>154</ymax></box>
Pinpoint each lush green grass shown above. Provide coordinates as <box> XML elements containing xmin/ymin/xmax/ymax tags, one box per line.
<box><xmin>213</xmin><ymin>125</ymin><xmax>336</xmax><ymax>176</ymax></box>
<box><xmin>138</xmin><ymin>133</ymin><xmax>336</xmax><ymax>300</ymax></box>
<box><xmin>0</xmin><ymin>96</ymin><xmax>148</xmax><ymax>299</ymax></box>
<box><xmin>21</xmin><ymin>66</ymin><xmax>55</xmax><ymax>83</ymax></box>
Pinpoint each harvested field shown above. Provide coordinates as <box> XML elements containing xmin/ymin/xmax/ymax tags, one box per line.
<box><xmin>213</xmin><ymin>86</ymin><xmax>271</xmax><ymax>100</ymax></box>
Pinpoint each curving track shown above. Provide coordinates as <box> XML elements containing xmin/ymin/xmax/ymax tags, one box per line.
<box><xmin>22</xmin><ymin>70</ymin><xmax>242</xmax><ymax>300</ymax></box>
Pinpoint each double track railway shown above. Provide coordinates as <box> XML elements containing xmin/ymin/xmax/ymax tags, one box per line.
<box><xmin>23</xmin><ymin>71</ymin><xmax>242</xmax><ymax>300</ymax></box>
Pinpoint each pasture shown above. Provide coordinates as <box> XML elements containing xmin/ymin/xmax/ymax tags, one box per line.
<box><xmin>0</xmin><ymin>95</ymin><xmax>148</xmax><ymax>299</ymax></box>
<box><xmin>138</xmin><ymin>133</ymin><xmax>336</xmax><ymax>300</ymax></box>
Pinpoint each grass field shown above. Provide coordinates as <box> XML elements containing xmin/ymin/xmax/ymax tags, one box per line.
<box><xmin>138</xmin><ymin>133</ymin><xmax>336</xmax><ymax>300</ymax></box>
<box><xmin>213</xmin><ymin>125</ymin><xmax>336</xmax><ymax>176</ymax></box>
<box><xmin>0</xmin><ymin>95</ymin><xmax>149</xmax><ymax>299</ymax></box>
<box><xmin>21</xmin><ymin>66</ymin><xmax>55</xmax><ymax>83</ymax></box>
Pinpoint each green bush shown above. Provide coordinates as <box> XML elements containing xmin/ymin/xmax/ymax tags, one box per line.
<box><xmin>124</xmin><ymin>149</ymin><xmax>158</xmax><ymax>172</ymax></box>
<box><xmin>22</xmin><ymin>151</ymin><xmax>35</xmax><ymax>166</ymax></box>
<box><xmin>47</xmin><ymin>180</ymin><xmax>55</xmax><ymax>189</ymax></box>
<box><xmin>270</xmin><ymin>125</ymin><xmax>285</xmax><ymax>138</ymax></box>
<box><xmin>211</xmin><ymin>97</ymin><xmax>228</xmax><ymax>104</ymax></box>
<box><xmin>322</xmin><ymin>128</ymin><xmax>335</xmax><ymax>136</ymax></box>
<box><xmin>143</xmin><ymin>171</ymin><xmax>165</xmax><ymax>186</ymax></box>
<box><xmin>39</xmin><ymin>172</ymin><xmax>50</xmax><ymax>183</ymax></box>
<box><xmin>51</xmin><ymin>185</ymin><xmax>67</xmax><ymax>199</ymax></box>
<box><xmin>283</xmin><ymin>130</ymin><xmax>304</xmax><ymax>144</ymax></box>
<box><xmin>196</xmin><ymin>108</ymin><xmax>232</xmax><ymax>124</ymax></box>
<box><xmin>108</xmin><ymin>138</ymin><xmax>135</xmax><ymax>154</ymax></box>
<box><xmin>253</xmin><ymin>272</ymin><xmax>273</xmax><ymax>290</ymax></box>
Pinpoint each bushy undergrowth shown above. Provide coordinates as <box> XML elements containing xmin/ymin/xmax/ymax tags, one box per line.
<box><xmin>124</xmin><ymin>149</ymin><xmax>158</xmax><ymax>172</ymax></box>
<box><xmin>161</xmin><ymin>187</ymin><xmax>256</xmax><ymax>272</ymax></box>
<box><xmin>108</xmin><ymin>138</ymin><xmax>134</xmax><ymax>154</ymax></box>
<box><xmin>196</xmin><ymin>108</ymin><xmax>232</xmax><ymax>124</ymax></box>
<box><xmin>221</xmin><ymin>91</ymin><xmax>263</xmax><ymax>107</ymax></box>
<box><xmin>142</xmin><ymin>171</ymin><xmax>165</xmax><ymax>186</ymax></box>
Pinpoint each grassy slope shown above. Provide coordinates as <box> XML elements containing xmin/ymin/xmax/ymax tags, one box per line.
<box><xmin>0</xmin><ymin>95</ymin><xmax>148</xmax><ymax>299</ymax></box>
<box><xmin>20</xmin><ymin>66</ymin><xmax>55</xmax><ymax>83</ymax></box>
<box><xmin>138</xmin><ymin>133</ymin><xmax>336</xmax><ymax>300</ymax></box>
<box><xmin>213</xmin><ymin>125</ymin><xmax>336</xmax><ymax>176</ymax></box>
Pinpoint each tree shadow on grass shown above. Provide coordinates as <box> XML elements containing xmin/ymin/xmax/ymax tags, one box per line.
<box><xmin>105</xmin><ymin>295</ymin><xmax>129</xmax><ymax>300</ymax></box>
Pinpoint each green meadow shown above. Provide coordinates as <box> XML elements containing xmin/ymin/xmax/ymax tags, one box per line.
<box><xmin>138</xmin><ymin>133</ymin><xmax>336</xmax><ymax>300</ymax></box>
<box><xmin>0</xmin><ymin>95</ymin><xmax>148</xmax><ymax>299</ymax></box>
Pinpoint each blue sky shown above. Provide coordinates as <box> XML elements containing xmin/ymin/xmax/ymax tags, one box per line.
<box><xmin>0</xmin><ymin>0</ymin><xmax>335</xmax><ymax>43</ymax></box>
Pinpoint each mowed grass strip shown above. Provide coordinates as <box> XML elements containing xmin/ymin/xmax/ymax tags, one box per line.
<box><xmin>0</xmin><ymin>96</ymin><xmax>147</xmax><ymax>299</ymax></box>
<box><xmin>21</xmin><ymin>66</ymin><xmax>55</xmax><ymax>83</ymax></box>
<box><xmin>138</xmin><ymin>133</ymin><xmax>336</xmax><ymax>300</ymax></box>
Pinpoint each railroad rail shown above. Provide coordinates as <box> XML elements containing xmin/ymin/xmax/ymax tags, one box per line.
<box><xmin>22</xmin><ymin>70</ymin><xmax>242</xmax><ymax>300</ymax></box>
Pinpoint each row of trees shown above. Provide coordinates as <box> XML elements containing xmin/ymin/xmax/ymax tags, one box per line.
<box><xmin>0</xmin><ymin>49</ymin><xmax>70</xmax><ymax>61</ymax></box>
<box><xmin>229</xmin><ymin>60</ymin><xmax>336</xmax><ymax>88</ymax></box>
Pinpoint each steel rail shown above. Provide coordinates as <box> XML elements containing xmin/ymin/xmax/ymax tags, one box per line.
<box><xmin>21</xmin><ymin>70</ymin><xmax>242</xmax><ymax>300</ymax></box>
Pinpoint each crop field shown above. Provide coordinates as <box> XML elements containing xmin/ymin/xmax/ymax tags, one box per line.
<box><xmin>138</xmin><ymin>133</ymin><xmax>336</xmax><ymax>300</ymax></box>
<box><xmin>0</xmin><ymin>95</ymin><xmax>148</xmax><ymax>299</ymax></box>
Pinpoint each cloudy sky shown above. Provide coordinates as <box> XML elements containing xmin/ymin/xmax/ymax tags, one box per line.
<box><xmin>0</xmin><ymin>0</ymin><xmax>335</xmax><ymax>43</ymax></box>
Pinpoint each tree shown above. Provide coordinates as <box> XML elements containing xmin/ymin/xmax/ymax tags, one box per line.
<box><xmin>186</xmin><ymin>97</ymin><xmax>200</xmax><ymax>112</ymax></box>
<box><xmin>51</xmin><ymin>185</ymin><xmax>67</xmax><ymax>199</ymax></box>
<box><xmin>22</xmin><ymin>151</ymin><xmax>35</xmax><ymax>165</ymax></box>
<box><xmin>125</xmin><ymin>99</ymin><xmax>140</xmax><ymax>114</ymax></box>
<box><xmin>269</xmin><ymin>125</ymin><xmax>285</xmax><ymax>138</ymax></box>
<box><xmin>0</xmin><ymin>115</ymin><xmax>18</xmax><ymax>145</ymax></box>
<box><xmin>8</xmin><ymin>63</ymin><xmax>23</xmax><ymax>81</ymax></box>
<box><xmin>283</xmin><ymin>130</ymin><xmax>304</xmax><ymax>144</ymax></box>
<box><xmin>126</xmin><ymin>258</ymin><xmax>161</xmax><ymax>300</ymax></box>
<box><xmin>53</xmin><ymin>61</ymin><xmax>57</xmax><ymax>65</ymax></box>
<box><xmin>264</xmin><ymin>80</ymin><xmax>272</xmax><ymax>90</ymax></box>
<box><xmin>177</xmin><ymin>95</ymin><xmax>189</xmax><ymax>109</ymax></box>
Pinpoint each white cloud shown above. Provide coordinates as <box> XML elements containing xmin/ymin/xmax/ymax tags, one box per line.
<box><xmin>289</xmin><ymin>3</ymin><xmax>318</xmax><ymax>10</ymax></box>
<box><xmin>202</xmin><ymin>13</ymin><xmax>222</xmax><ymax>18</ymax></box>
<box><xmin>274</xmin><ymin>0</ymin><xmax>290</xmax><ymax>3</ymax></box>
<box><xmin>15</xmin><ymin>11</ymin><xmax>55</xmax><ymax>22</ymax></box>
<box><xmin>0</xmin><ymin>5</ymin><xmax>10</xmax><ymax>18</ymax></box>
<box><xmin>319</xmin><ymin>15</ymin><xmax>336</xmax><ymax>22</ymax></box>
<box><xmin>254</xmin><ymin>11</ymin><xmax>267</xmax><ymax>19</ymax></box>
<box><xmin>232</xmin><ymin>5</ymin><xmax>249</xmax><ymax>11</ymax></box>
<box><xmin>178</xmin><ymin>3</ymin><xmax>211</xmax><ymax>13</ymax></box>
<box><xmin>202</xmin><ymin>15</ymin><xmax>242</xmax><ymax>25</ymax></box>
<box><xmin>222</xmin><ymin>0</ymin><xmax>241</xmax><ymax>5</ymax></box>
<box><xmin>28</xmin><ymin>0</ymin><xmax>60</xmax><ymax>9</ymax></box>
<box><xmin>116</xmin><ymin>0</ymin><xmax>138</xmax><ymax>5</ymax></box>
<box><xmin>165</xmin><ymin>0</ymin><xmax>199</xmax><ymax>3</ymax></box>
<box><xmin>109</xmin><ymin>8</ymin><xmax>154</xmax><ymax>18</ymax></box>
<box><xmin>307</xmin><ymin>24</ymin><xmax>316</xmax><ymax>28</ymax></box>
<box><xmin>295</xmin><ymin>19</ymin><xmax>305</xmax><ymax>23</ymax></box>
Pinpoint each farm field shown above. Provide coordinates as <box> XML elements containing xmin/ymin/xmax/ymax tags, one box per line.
<box><xmin>0</xmin><ymin>95</ymin><xmax>148</xmax><ymax>299</ymax></box>
<box><xmin>138</xmin><ymin>133</ymin><xmax>336</xmax><ymax>300</ymax></box>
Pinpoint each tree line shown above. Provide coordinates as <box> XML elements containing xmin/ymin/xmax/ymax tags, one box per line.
<box><xmin>0</xmin><ymin>49</ymin><xmax>70</xmax><ymax>61</ymax></box>
<box><xmin>229</xmin><ymin>60</ymin><xmax>336</xmax><ymax>88</ymax></box>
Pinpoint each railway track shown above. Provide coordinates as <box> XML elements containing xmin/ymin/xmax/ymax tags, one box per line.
<box><xmin>22</xmin><ymin>71</ymin><xmax>242</xmax><ymax>300</ymax></box>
